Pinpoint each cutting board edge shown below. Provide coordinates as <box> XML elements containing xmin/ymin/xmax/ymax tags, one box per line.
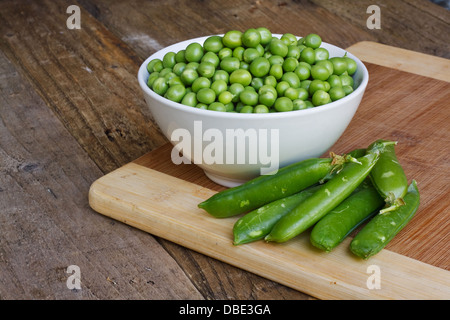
<box><xmin>88</xmin><ymin>163</ymin><xmax>450</xmax><ymax>300</ymax></box>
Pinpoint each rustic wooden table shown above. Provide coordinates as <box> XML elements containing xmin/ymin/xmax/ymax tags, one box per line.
<box><xmin>0</xmin><ymin>0</ymin><xmax>449</xmax><ymax>301</ymax></box>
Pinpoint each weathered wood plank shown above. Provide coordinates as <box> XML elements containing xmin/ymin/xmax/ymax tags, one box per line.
<box><xmin>0</xmin><ymin>49</ymin><xmax>202</xmax><ymax>299</ymax></box>
<box><xmin>0</xmin><ymin>0</ymin><xmax>167</xmax><ymax>174</ymax></box>
<box><xmin>77</xmin><ymin>0</ymin><xmax>378</xmax><ymax>60</ymax></box>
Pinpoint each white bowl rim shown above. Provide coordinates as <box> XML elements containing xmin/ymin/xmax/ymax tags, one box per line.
<box><xmin>137</xmin><ymin>34</ymin><xmax>369</xmax><ymax>120</ymax></box>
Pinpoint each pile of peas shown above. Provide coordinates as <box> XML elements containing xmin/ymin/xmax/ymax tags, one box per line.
<box><xmin>146</xmin><ymin>28</ymin><xmax>358</xmax><ymax>113</ymax></box>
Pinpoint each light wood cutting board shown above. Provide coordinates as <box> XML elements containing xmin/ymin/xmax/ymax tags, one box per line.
<box><xmin>89</xmin><ymin>42</ymin><xmax>450</xmax><ymax>300</ymax></box>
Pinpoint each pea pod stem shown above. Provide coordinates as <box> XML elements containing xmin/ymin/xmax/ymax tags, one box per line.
<box><xmin>350</xmin><ymin>180</ymin><xmax>420</xmax><ymax>259</ymax></box>
<box><xmin>198</xmin><ymin>151</ymin><xmax>358</xmax><ymax>218</ymax></box>
<box><xmin>265</xmin><ymin>140</ymin><xmax>394</xmax><ymax>243</ymax></box>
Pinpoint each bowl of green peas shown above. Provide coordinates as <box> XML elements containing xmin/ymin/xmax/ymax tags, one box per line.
<box><xmin>138</xmin><ymin>28</ymin><xmax>369</xmax><ymax>187</ymax></box>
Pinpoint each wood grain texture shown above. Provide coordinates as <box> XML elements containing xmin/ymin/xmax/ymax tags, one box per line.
<box><xmin>0</xmin><ymin>50</ymin><xmax>202</xmax><ymax>299</ymax></box>
<box><xmin>0</xmin><ymin>0</ymin><xmax>167</xmax><ymax>174</ymax></box>
<box><xmin>89</xmin><ymin>162</ymin><xmax>450</xmax><ymax>299</ymax></box>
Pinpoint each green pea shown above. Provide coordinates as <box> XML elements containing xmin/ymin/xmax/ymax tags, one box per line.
<box><xmin>258</xmin><ymin>91</ymin><xmax>277</xmax><ymax>107</ymax></box>
<box><xmin>196</xmin><ymin>87</ymin><xmax>216</xmax><ymax>104</ymax></box>
<box><xmin>239</xmin><ymin>89</ymin><xmax>259</xmax><ymax>106</ymax></box>
<box><xmin>162</xmin><ymin>51</ymin><xmax>177</xmax><ymax>68</ymax></box>
<box><xmin>229</xmin><ymin>83</ymin><xmax>245</xmax><ymax>102</ymax></box>
<box><xmin>257</xmin><ymin>27</ymin><xmax>272</xmax><ymax>46</ymax></box>
<box><xmin>233</xmin><ymin>46</ymin><xmax>245</xmax><ymax>61</ymax></box>
<box><xmin>297</xmin><ymin>88</ymin><xmax>309</xmax><ymax>100</ymax></box>
<box><xmin>282</xmin><ymin>57</ymin><xmax>299</xmax><ymax>72</ymax></box>
<box><xmin>147</xmin><ymin>58</ymin><xmax>162</xmax><ymax>73</ymax></box>
<box><xmin>249</xmin><ymin>57</ymin><xmax>271</xmax><ymax>78</ymax></box>
<box><xmin>268</xmin><ymin>55</ymin><xmax>284</xmax><ymax>66</ymax></box>
<box><xmin>292</xmin><ymin>99</ymin><xmax>308</xmax><ymax>110</ymax></box>
<box><xmin>208</xmin><ymin>102</ymin><xmax>227</xmax><ymax>112</ymax></box>
<box><xmin>240</xmin><ymin>105</ymin><xmax>254</xmax><ymax>113</ymax></box>
<box><xmin>311</xmin><ymin>64</ymin><xmax>330</xmax><ymax>81</ymax></box>
<box><xmin>327</xmin><ymin>74</ymin><xmax>342</xmax><ymax>87</ymax></box>
<box><xmin>181</xmin><ymin>91</ymin><xmax>198</xmax><ymax>107</ymax></box>
<box><xmin>329</xmin><ymin>86</ymin><xmax>346</xmax><ymax>101</ymax></box>
<box><xmin>165</xmin><ymin>84</ymin><xmax>186</xmax><ymax>102</ymax></box>
<box><xmin>345</xmin><ymin>57</ymin><xmax>357</xmax><ymax>75</ymax></box>
<box><xmin>220</xmin><ymin>57</ymin><xmax>240</xmax><ymax>73</ymax></box>
<box><xmin>175</xmin><ymin>50</ymin><xmax>186</xmax><ymax>63</ymax></box>
<box><xmin>304</xmin><ymin>100</ymin><xmax>314</xmax><ymax>108</ymax></box>
<box><xmin>242</xmin><ymin>28</ymin><xmax>261</xmax><ymax>48</ymax></box>
<box><xmin>152</xmin><ymin>77</ymin><xmax>168</xmax><ymax>96</ymax></box>
<box><xmin>312</xmin><ymin>89</ymin><xmax>330</xmax><ymax>106</ymax></box>
<box><xmin>203</xmin><ymin>35</ymin><xmax>224</xmax><ymax>53</ymax></box>
<box><xmin>269</xmin><ymin>64</ymin><xmax>283</xmax><ymax>80</ymax></box>
<box><xmin>315</xmin><ymin>59</ymin><xmax>334</xmax><ymax>75</ymax></box>
<box><xmin>309</xmin><ymin>79</ymin><xmax>326</xmax><ymax>95</ymax></box>
<box><xmin>294</xmin><ymin>64</ymin><xmax>311</xmax><ymax>81</ymax></box>
<box><xmin>180</xmin><ymin>68</ymin><xmax>198</xmax><ymax>86</ymax></box>
<box><xmin>230</xmin><ymin>69</ymin><xmax>252</xmax><ymax>86</ymax></box>
<box><xmin>251</xmin><ymin>77</ymin><xmax>264</xmax><ymax>91</ymax></box>
<box><xmin>287</xmin><ymin>45</ymin><xmax>301</xmax><ymax>59</ymax></box>
<box><xmin>147</xmin><ymin>72</ymin><xmax>160</xmax><ymax>88</ymax></box>
<box><xmin>300</xmin><ymin>47</ymin><xmax>315</xmax><ymax>65</ymax></box>
<box><xmin>185</xmin><ymin>42</ymin><xmax>204</xmax><ymax>63</ymax></box>
<box><xmin>218</xmin><ymin>47</ymin><xmax>233</xmax><ymax>60</ymax></box>
<box><xmin>254</xmin><ymin>104</ymin><xmax>270</xmax><ymax>113</ymax></box>
<box><xmin>314</xmin><ymin>48</ymin><xmax>329</xmax><ymax>61</ymax></box>
<box><xmin>243</xmin><ymin>48</ymin><xmax>260</xmax><ymax>63</ymax></box>
<box><xmin>276</xmin><ymin>81</ymin><xmax>291</xmax><ymax>96</ymax></box>
<box><xmin>168</xmin><ymin>76</ymin><xmax>183</xmax><ymax>87</ymax></box>
<box><xmin>201</xmin><ymin>51</ymin><xmax>220</xmax><ymax>67</ymax></box>
<box><xmin>172</xmin><ymin>62</ymin><xmax>186</xmax><ymax>76</ymax></box>
<box><xmin>343</xmin><ymin>85</ymin><xmax>354</xmax><ymax>95</ymax></box>
<box><xmin>240</xmin><ymin>61</ymin><xmax>249</xmax><ymax>70</ymax></box>
<box><xmin>330</xmin><ymin>57</ymin><xmax>348</xmax><ymax>75</ymax></box>
<box><xmin>185</xmin><ymin>62</ymin><xmax>199</xmax><ymax>71</ymax></box>
<box><xmin>191</xmin><ymin>77</ymin><xmax>211</xmax><ymax>93</ymax></box>
<box><xmin>274</xmin><ymin>97</ymin><xmax>293</xmax><ymax>112</ymax></box>
<box><xmin>212</xmin><ymin>70</ymin><xmax>229</xmax><ymax>83</ymax></box>
<box><xmin>300</xmin><ymin>79</ymin><xmax>312</xmax><ymax>91</ymax></box>
<box><xmin>210</xmin><ymin>79</ymin><xmax>228</xmax><ymax>95</ymax></box>
<box><xmin>281</xmin><ymin>33</ymin><xmax>298</xmax><ymax>46</ymax></box>
<box><xmin>222</xmin><ymin>30</ymin><xmax>243</xmax><ymax>49</ymax></box>
<box><xmin>284</xmin><ymin>87</ymin><xmax>300</xmax><ymax>100</ymax></box>
<box><xmin>281</xmin><ymin>72</ymin><xmax>300</xmax><ymax>88</ymax></box>
<box><xmin>304</xmin><ymin>33</ymin><xmax>322</xmax><ymax>49</ymax></box>
<box><xmin>225</xmin><ymin>102</ymin><xmax>235</xmax><ymax>112</ymax></box>
<box><xmin>151</xmin><ymin>60</ymin><xmax>163</xmax><ymax>73</ymax></box>
<box><xmin>196</xmin><ymin>103</ymin><xmax>208</xmax><ymax>110</ymax></box>
<box><xmin>197</xmin><ymin>61</ymin><xmax>215</xmax><ymax>78</ymax></box>
<box><xmin>218</xmin><ymin>90</ymin><xmax>233</xmax><ymax>105</ymax></box>
<box><xmin>269</xmin><ymin>39</ymin><xmax>288</xmax><ymax>57</ymax></box>
<box><xmin>264</xmin><ymin>75</ymin><xmax>277</xmax><ymax>87</ymax></box>
<box><xmin>340</xmin><ymin>74</ymin><xmax>354</xmax><ymax>87</ymax></box>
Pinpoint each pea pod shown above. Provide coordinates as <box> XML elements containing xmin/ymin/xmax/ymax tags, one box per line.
<box><xmin>368</xmin><ymin>139</ymin><xmax>408</xmax><ymax>214</ymax></box>
<box><xmin>198</xmin><ymin>153</ymin><xmax>354</xmax><ymax>218</ymax></box>
<box><xmin>350</xmin><ymin>180</ymin><xmax>420</xmax><ymax>259</ymax></box>
<box><xmin>310</xmin><ymin>179</ymin><xmax>384</xmax><ymax>252</ymax></box>
<box><xmin>265</xmin><ymin>140</ymin><xmax>395</xmax><ymax>243</ymax></box>
<box><xmin>233</xmin><ymin>185</ymin><xmax>321</xmax><ymax>245</ymax></box>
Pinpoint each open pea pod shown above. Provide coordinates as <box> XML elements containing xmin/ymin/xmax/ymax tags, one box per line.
<box><xmin>265</xmin><ymin>140</ymin><xmax>395</xmax><ymax>243</ymax></box>
<box><xmin>368</xmin><ymin>139</ymin><xmax>408</xmax><ymax>214</ymax></box>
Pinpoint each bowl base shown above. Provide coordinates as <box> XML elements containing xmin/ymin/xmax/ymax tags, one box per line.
<box><xmin>203</xmin><ymin>171</ymin><xmax>249</xmax><ymax>188</ymax></box>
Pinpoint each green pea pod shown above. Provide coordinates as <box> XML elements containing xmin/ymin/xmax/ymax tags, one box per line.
<box><xmin>265</xmin><ymin>140</ymin><xmax>395</xmax><ymax>243</ymax></box>
<box><xmin>233</xmin><ymin>185</ymin><xmax>321</xmax><ymax>245</ymax></box>
<box><xmin>310</xmin><ymin>179</ymin><xmax>384</xmax><ymax>252</ymax></box>
<box><xmin>350</xmin><ymin>180</ymin><xmax>420</xmax><ymax>259</ymax></box>
<box><xmin>368</xmin><ymin>139</ymin><xmax>408</xmax><ymax>214</ymax></box>
<box><xmin>198</xmin><ymin>153</ymin><xmax>354</xmax><ymax>218</ymax></box>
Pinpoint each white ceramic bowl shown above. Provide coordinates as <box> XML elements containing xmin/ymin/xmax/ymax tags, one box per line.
<box><xmin>138</xmin><ymin>35</ymin><xmax>369</xmax><ymax>187</ymax></box>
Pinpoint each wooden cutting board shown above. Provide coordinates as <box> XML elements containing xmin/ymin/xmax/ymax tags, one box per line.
<box><xmin>89</xmin><ymin>42</ymin><xmax>450</xmax><ymax>300</ymax></box>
